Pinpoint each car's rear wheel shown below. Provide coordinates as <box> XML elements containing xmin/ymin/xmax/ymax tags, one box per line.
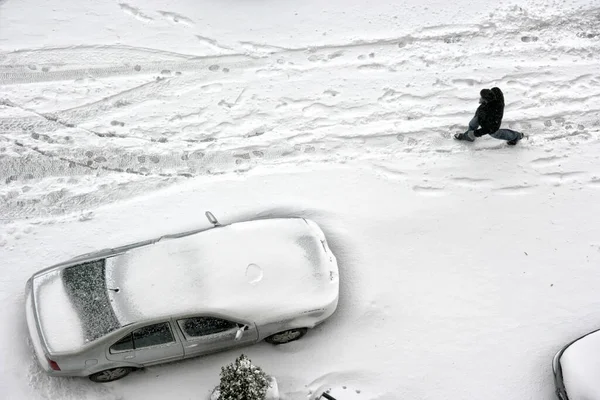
<box><xmin>265</xmin><ymin>328</ymin><xmax>308</xmax><ymax>344</ymax></box>
<box><xmin>89</xmin><ymin>367</ymin><xmax>133</xmax><ymax>383</ymax></box>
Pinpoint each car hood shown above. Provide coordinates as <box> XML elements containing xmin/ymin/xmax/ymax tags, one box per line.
<box><xmin>560</xmin><ymin>329</ymin><xmax>600</xmax><ymax>400</ymax></box>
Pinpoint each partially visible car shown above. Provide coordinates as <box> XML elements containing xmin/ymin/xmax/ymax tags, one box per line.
<box><xmin>552</xmin><ymin>328</ymin><xmax>600</xmax><ymax>400</ymax></box>
<box><xmin>25</xmin><ymin>212</ymin><xmax>339</xmax><ymax>382</ymax></box>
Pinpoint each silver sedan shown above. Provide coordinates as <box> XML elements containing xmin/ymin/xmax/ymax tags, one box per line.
<box><xmin>25</xmin><ymin>213</ymin><xmax>339</xmax><ymax>382</ymax></box>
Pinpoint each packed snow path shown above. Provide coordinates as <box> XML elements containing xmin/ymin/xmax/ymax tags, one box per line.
<box><xmin>1</xmin><ymin>5</ymin><xmax>600</xmax><ymax>220</ymax></box>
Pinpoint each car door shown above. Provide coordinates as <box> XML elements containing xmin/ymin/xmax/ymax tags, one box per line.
<box><xmin>107</xmin><ymin>321</ymin><xmax>184</xmax><ymax>366</ymax></box>
<box><xmin>176</xmin><ymin>316</ymin><xmax>259</xmax><ymax>358</ymax></box>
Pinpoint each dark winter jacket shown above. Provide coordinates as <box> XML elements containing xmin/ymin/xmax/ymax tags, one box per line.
<box><xmin>474</xmin><ymin>87</ymin><xmax>505</xmax><ymax>137</ymax></box>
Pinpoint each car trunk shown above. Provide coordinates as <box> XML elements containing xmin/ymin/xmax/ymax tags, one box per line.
<box><xmin>29</xmin><ymin>259</ymin><xmax>122</xmax><ymax>356</ymax></box>
<box><xmin>29</xmin><ymin>269</ymin><xmax>88</xmax><ymax>356</ymax></box>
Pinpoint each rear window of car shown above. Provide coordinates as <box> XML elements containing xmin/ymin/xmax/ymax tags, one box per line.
<box><xmin>62</xmin><ymin>259</ymin><xmax>122</xmax><ymax>343</ymax></box>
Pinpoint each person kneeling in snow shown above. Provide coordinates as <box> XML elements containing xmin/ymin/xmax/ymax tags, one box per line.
<box><xmin>454</xmin><ymin>87</ymin><xmax>525</xmax><ymax>145</ymax></box>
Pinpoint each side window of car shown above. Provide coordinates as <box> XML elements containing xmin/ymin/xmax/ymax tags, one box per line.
<box><xmin>178</xmin><ymin>317</ymin><xmax>237</xmax><ymax>338</ymax></box>
<box><xmin>109</xmin><ymin>322</ymin><xmax>174</xmax><ymax>353</ymax></box>
<box><xmin>109</xmin><ymin>333</ymin><xmax>134</xmax><ymax>353</ymax></box>
<box><xmin>132</xmin><ymin>322</ymin><xmax>175</xmax><ymax>349</ymax></box>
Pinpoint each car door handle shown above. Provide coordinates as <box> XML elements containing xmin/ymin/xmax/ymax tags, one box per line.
<box><xmin>186</xmin><ymin>344</ymin><xmax>199</xmax><ymax>348</ymax></box>
<box><xmin>125</xmin><ymin>355</ymin><xmax>135</xmax><ymax>359</ymax></box>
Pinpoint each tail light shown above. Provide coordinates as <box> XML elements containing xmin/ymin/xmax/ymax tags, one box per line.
<box><xmin>47</xmin><ymin>358</ymin><xmax>60</xmax><ymax>371</ymax></box>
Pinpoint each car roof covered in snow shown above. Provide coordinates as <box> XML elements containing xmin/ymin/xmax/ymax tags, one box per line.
<box><xmin>105</xmin><ymin>217</ymin><xmax>338</xmax><ymax>326</ymax></box>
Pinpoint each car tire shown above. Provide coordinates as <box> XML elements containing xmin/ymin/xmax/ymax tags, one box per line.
<box><xmin>265</xmin><ymin>328</ymin><xmax>308</xmax><ymax>344</ymax></box>
<box><xmin>88</xmin><ymin>367</ymin><xmax>134</xmax><ymax>383</ymax></box>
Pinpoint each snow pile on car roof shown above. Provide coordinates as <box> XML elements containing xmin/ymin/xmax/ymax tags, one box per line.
<box><xmin>105</xmin><ymin>218</ymin><xmax>338</xmax><ymax>325</ymax></box>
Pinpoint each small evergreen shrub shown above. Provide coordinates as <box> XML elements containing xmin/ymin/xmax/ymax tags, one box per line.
<box><xmin>217</xmin><ymin>354</ymin><xmax>270</xmax><ymax>400</ymax></box>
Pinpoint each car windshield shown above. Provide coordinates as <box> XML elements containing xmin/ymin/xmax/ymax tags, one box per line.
<box><xmin>61</xmin><ymin>259</ymin><xmax>122</xmax><ymax>343</ymax></box>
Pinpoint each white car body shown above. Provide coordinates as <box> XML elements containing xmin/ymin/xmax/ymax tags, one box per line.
<box><xmin>553</xmin><ymin>328</ymin><xmax>600</xmax><ymax>400</ymax></box>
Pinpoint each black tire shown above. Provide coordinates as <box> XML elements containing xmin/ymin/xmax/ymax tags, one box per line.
<box><xmin>89</xmin><ymin>367</ymin><xmax>133</xmax><ymax>383</ymax></box>
<box><xmin>265</xmin><ymin>328</ymin><xmax>308</xmax><ymax>344</ymax></box>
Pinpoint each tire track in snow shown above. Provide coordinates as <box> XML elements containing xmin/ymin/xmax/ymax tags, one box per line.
<box><xmin>3</xmin><ymin>6</ymin><xmax>599</xmax><ymax>84</ymax></box>
<box><xmin>7</xmin><ymin>140</ymin><xmax>191</xmax><ymax>179</ymax></box>
<box><xmin>0</xmin><ymin>98</ymin><xmax>171</xmax><ymax>147</ymax></box>
<box><xmin>0</xmin><ymin>44</ymin><xmax>196</xmax><ymax>64</ymax></box>
<box><xmin>0</xmin><ymin>46</ymin><xmax>257</xmax><ymax>85</ymax></box>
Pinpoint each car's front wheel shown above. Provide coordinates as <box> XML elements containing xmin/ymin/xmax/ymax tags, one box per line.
<box><xmin>89</xmin><ymin>367</ymin><xmax>134</xmax><ymax>383</ymax></box>
<box><xmin>265</xmin><ymin>328</ymin><xmax>307</xmax><ymax>344</ymax></box>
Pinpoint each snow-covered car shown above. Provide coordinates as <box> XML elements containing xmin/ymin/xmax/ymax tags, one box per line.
<box><xmin>552</xmin><ymin>328</ymin><xmax>600</xmax><ymax>400</ymax></box>
<box><xmin>24</xmin><ymin>213</ymin><xmax>339</xmax><ymax>382</ymax></box>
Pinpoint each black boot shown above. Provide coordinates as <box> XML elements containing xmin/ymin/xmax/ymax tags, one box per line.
<box><xmin>507</xmin><ymin>132</ymin><xmax>525</xmax><ymax>145</ymax></box>
<box><xmin>454</xmin><ymin>130</ymin><xmax>475</xmax><ymax>142</ymax></box>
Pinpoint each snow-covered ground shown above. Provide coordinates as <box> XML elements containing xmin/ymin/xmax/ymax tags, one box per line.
<box><xmin>2</xmin><ymin>0</ymin><xmax>600</xmax><ymax>399</ymax></box>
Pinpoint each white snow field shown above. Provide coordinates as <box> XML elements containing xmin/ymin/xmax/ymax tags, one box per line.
<box><xmin>2</xmin><ymin>0</ymin><xmax>600</xmax><ymax>399</ymax></box>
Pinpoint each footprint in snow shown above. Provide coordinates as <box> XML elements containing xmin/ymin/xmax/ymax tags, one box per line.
<box><xmin>244</xmin><ymin>127</ymin><xmax>267</xmax><ymax>138</ymax></box>
<box><xmin>444</xmin><ymin>36</ymin><xmax>461</xmax><ymax>43</ymax></box>
<box><xmin>119</xmin><ymin>3</ymin><xmax>154</xmax><ymax>22</ymax></box>
<box><xmin>234</xmin><ymin>153</ymin><xmax>251</xmax><ymax>164</ymax></box>
<box><xmin>492</xmin><ymin>185</ymin><xmax>534</xmax><ymax>195</ymax></box>
<box><xmin>521</xmin><ymin>36</ymin><xmax>539</xmax><ymax>42</ymax></box>
<box><xmin>157</xmin><ymin>10</ymin><xmax>194</xmax><ymax>26</ymax></box>
<box><xmin>78</xmin><ymin>211</ymin><xmax>94</xmax><ymax>222</ymax></box>
<box><xmin>412</xmin><ymin>185</ymin><xmax>447</xmax><ymax>196</ymax></box>
<box><xmin>327</xmin><ymin>50</ymin><xmax>344</xmax><ymax>60</ymax></box>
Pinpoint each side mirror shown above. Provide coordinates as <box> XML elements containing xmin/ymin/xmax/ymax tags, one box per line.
<box><xmin>205</xmin><ymin>211</ymin><xmax>221</xmax><ymax>227</ymax></box>
<box><xmin>235</xmin><ymin>325</ymin><xmax>248</xmax><ymax>341</ymax></box>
